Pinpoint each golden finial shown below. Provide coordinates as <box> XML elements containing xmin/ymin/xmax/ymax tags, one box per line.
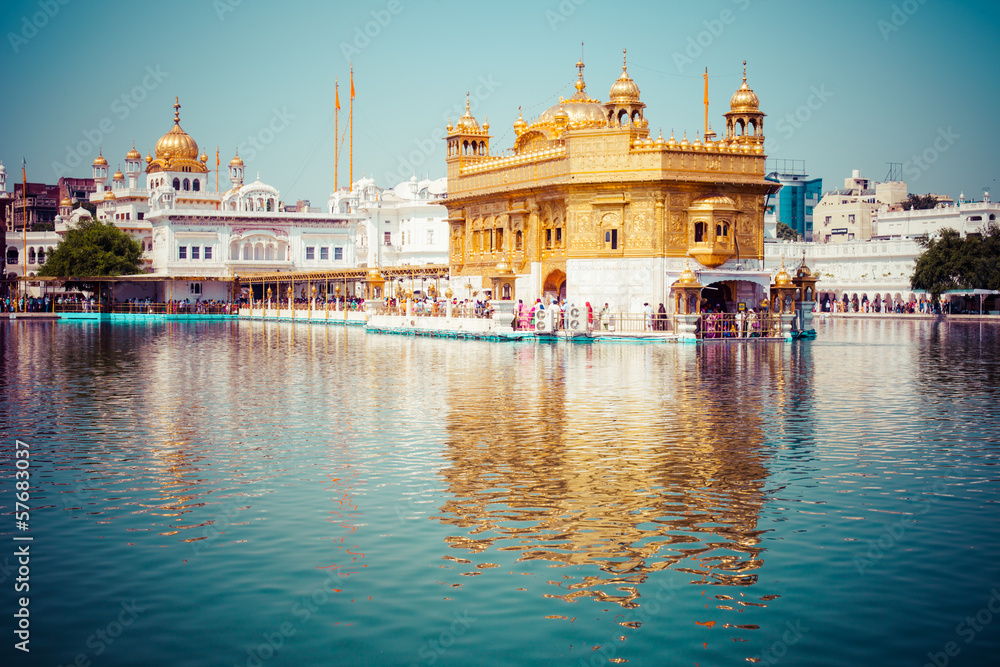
<box><xmin>622</xmin><ymin>48</ymin><xmax>627</xmax><ymax>72</ymax></box>
<box><xmin>173</xmin><ymin>97</ymin><xmax>181</xmax><ymax>123</ymax></box>
<box><xmin>742</xmin><ymin>60</ymin><xmax>747</xmax><ymax>83</ymax></box>
<box><xmin>574</xmin><ymin>50</ymin><xmax>586</xmax><ymax>94</ymax></box>
<box><xmin>465</xmin><ymin>92</ymin><xmax>470</xmax><ymax>113</ymax></box>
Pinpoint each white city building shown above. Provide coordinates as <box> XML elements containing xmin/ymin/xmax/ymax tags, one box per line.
<box><xmin>874</xmin><ymin>192</ymin><xmax>997</xmax><ymax>240</ymax></box>
<box><xmin>328</xmin><ymin>175</ymin><xmax>449</xmax><ymax>268</ymax></box>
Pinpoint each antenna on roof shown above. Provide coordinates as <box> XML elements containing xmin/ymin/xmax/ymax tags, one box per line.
<box><xmin>884</xmin><ymin>162</ymin><xmax>902</xmax><ymax>182</ymax></box>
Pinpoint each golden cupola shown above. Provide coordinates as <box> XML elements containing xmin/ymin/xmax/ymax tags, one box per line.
<box><xmin>93</xmin><ymin>151</ymin><xmax>108</xmax><ymax>167</ymax></box>
<box><xmin>147</xmin><ymin>97</ymin><xmax>208</xmax><ymax>175</ymax></box>
<box><xmin>126</xmin><ymin>144</ymin><xmax>142</xmax><ymax>160</ymax></box>
<box><xmin>514</xmin><ymin>57</ymin><xmax>606</xmax><ymax>154</ymax></box>
<box><xmin>445</xmin><ymin>93</ymin><xmax>491</xmax><ymax>161</ymax></box>
<box><xmin>724</xmin><ymin>61</ymin><xmax>765</xmax><ymax>146</ymax></box>
<box><xmin>606</xmin><ymin>49</ymin><xmax>646</xmax><ymax>131</ymax></box>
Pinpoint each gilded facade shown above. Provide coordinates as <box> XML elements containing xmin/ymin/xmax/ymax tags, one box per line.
<box><xmin>443</xmin><ymin>54</ymin><xmax>780</xmax><ymax>312</ymax></box>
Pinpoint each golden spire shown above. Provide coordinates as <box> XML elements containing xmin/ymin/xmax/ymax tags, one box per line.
<box><xmin>743</xmin><ymin>59</ymin><xmax>747</xmax><ymax>84</ymax></box>
<box><xmin>173</xmin><ymin>97</ymin><xmax>181</xmax><ymax>124</ymax></box>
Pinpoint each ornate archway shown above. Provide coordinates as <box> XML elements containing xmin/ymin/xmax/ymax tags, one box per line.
<box><xmin>542</xmin><ymin>269</ymin><xmax>566</xmax><ymax>301</ymax></box>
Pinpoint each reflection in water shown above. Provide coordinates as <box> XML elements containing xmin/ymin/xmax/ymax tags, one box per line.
<box><xmin>433</xmin><ymin>341</ymin><xmax>798</xmax><ymax>637</ymax></box>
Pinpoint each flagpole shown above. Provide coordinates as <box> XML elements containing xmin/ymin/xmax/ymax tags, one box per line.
<box><xmin>350</xmin><ymin>64</ymin><xmax>354</xmax><ymax>188</ymax></box>
<box><xmin>335</xmin><ymin>79</ymin><xmax>340</xmax><ymax>193</ymax></box>
<box><xmin>703</xmin><ymin>67</ymin><xmax>709</xmax><ymax>138</ymax></box>
<box><xmin>216</xmin><ymin>147</ymin><xmax>220</xmax><ymax>194</ymax></box>
<box><xmin>22</xmin><ymin>158</ymin><xmax>27</xmax><ymax>301</ymax></box>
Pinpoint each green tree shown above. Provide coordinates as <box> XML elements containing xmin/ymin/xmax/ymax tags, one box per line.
<box><xmin>38</xmin><ymin>219</ymin><xmax>142</xmax><ymax>278</ymax></box>
<box><xmin>911</xmin><ymin>223</ymin><xmax>1000</xmax><ymax>301</ymax></box>
<box><xmin>902</xmin><ymin>193</ymin><xmax>939</xmax><ymax>210</ymax></box>
<box><xmin>776</xmin><ymin>221</ymin><xmax>798</xmax><ymax>241</ymax></box>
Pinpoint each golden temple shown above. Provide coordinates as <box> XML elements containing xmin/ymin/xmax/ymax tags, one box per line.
<box><xmin>444</xmin><ymin>53</ymin><xmax>779</xmax><ymax>312</ymax></box>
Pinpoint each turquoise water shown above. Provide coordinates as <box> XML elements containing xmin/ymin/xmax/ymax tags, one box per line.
<box><xmin>1</xmin><ymin>318</ymin><xmax>999</xmax><ymax>666</ymax></box>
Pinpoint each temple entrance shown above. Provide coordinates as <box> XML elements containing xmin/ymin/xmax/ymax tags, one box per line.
<box><xmin>542</xmin><ymin>269</ymin><xmax>566</xmax><ymax>301</ymax></box>
<box><xmin>702</xmin><ymin>280</ymin><xmax>765</xmax><ymax>313</ymax></box>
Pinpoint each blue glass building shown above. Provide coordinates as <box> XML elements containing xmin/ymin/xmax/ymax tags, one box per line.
<box><xmin>765</xmin><ymin>160</ymin><xmax>822</xmax><ymax>240</ymax></box>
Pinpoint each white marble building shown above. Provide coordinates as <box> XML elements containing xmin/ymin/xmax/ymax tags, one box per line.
<box><xmin>328</xmin><ymin>175</ymin><xmax>449</xmax><ymax>268</ymax></box>
<box><xmin>874</xmin><ymin>194</ymin><xmax>997</xmax><ymax>240</ymax></box>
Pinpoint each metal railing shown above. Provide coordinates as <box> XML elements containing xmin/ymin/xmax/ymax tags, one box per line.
<box><xmin>699</xmin><ymin>312</ymin><xmax>782</xmax><ymax>339</ymax></box>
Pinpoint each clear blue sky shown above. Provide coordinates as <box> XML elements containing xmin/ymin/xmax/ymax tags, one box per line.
<box><xmin>1</xmin><ymin>0</ymin><xmax>997</xmax><ymax>204</ymax></box>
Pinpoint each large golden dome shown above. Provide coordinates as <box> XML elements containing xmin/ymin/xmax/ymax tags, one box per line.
<box><xmin>155</xmin><ymin>98</ymin><xmax>199</xmax><ymax>161</ymax></box>
<box><xmin>533</xmin><ymin>59</ymin><xmax>607</xmax><ymax>132</ymax></box>
<box><xmin>147</xmin><ymin>97</ymin><xmax>208</xmax><ymax>175</ymax></box>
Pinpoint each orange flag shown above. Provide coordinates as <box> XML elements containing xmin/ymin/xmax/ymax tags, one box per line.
<box><xmin>335</xmin><ymin>81</ymin><xmax>340</xmax><ymax>110</ymax></box>
<box><xmin>350</xmin><ymin>68</ymin><xmax>355</xmax><ymax>99</ymax></box>
<box><xmin>703</xmin><ymin>68</ymin><xmax>709</xmax><ymax>106</ymax></box>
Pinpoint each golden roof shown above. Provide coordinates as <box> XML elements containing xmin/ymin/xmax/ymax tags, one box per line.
<box><xmin>229</xmin><ymin>151</ymin><xmax>244</xmax><ymax>167</ymax></box>
<box><xmin>103</xmin><ymin>190</ymin><xmax>116</xmax><ymax>201</ymax></box>
<box><xmin>608</xmin><ymin>49</ymin><xmax>640</xmax><ymax>104</ymax></box>
<box><xmin>774</xmin><ymin>260</ymin><xmax>793</xmax><ymax>286</ymax></box>
<box><xmin>126</xmin><ymin>143</ymin><xmax>141</xmax><ymax>160</ymax></box>
<box><xmin>730</xmin><ymin>61</ymin><xmax>760</xmax><ymax>112</ymax></box>
<box><xmin>60</xmin><ymin>197</ymin><xmax>72</xmax><ymax>207</ymax></box>
<box><xmin>93</xmin><ymin>151</ymin><xmax>108</xmax><ymax>167</ymax></box>
<box><xmin>689</xmin><ymin>194</ymin><xmax>737</xmax><ymax>210</ymax></box>
<box><xmin>113</xmin><ymin>168</ymin><xmax>124</xmax><ymax>180</ymax></box>
<box><xmin>674</xmin><ymin>262</ymin><xmax>702</xmax><ymax>287</ymax></box>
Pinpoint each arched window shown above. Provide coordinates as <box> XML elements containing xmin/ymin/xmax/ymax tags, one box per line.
<box><xmin>192</xmin><ymin>179</ymin><xmax>200</xmax><ymax>192</ymax></box>
<box><xmin>28</xmin><ymin>248</ymin><xmax>36</xmax><ymax>264</ymax></box>
<box><xmin>515</xmin><ymin>230</ymin><xmax>523</xmax><ymax>251</ymax></box>
<box><xmin>37</xmin><ymin>249</ymin><xmax>45</xmax><ymax>264</ymax></box>
<box><xmin>618</xmin><ymin>110</ymin><xmax>629</xmax><ymax>127</ymax></box>
<box><xmin>230</xmin><ymin>241</ymin><xmax>240</xmax><ymax>260</ymax></box>
<box><xmin>695</xmin><ymin>221</ymin><xmax>706</xmax><ymax>243</ymax></box>
<box><xmin>722</xmin><ymin>222</ymin><xmax>729</xmax><ymax>237</ymax></box>
<box><xmin>254</xmin><ymin>243</ymin><xmax>264</xmax><ymax>261</ymax></box>
<box><xmin>6</xmin><ymin>247</ymin><xmax>17</xmax><ymax>264</ymax></box>
<box><xmin>631</xmin><ymin>110</ymin><xmax>640</xmax><ymax>124</ymax></box>
<box><xmin>242</xmin><ymin>244</ymin><xmax>251</xmax><ymax>260</ymax></box>
<box><xmin>183</xmin><ymin>179</ymin><xmax>190</xmax><ymax>191</ymax></box>
<box><xmin>172</xmin><ymin>178</ymin><xmax>180</xmax><ymax>189</ymax></box>
<box><xmin>265</xmin><ymin>245</ymin><xmax>275</xmax><ymax>261</ymax></box>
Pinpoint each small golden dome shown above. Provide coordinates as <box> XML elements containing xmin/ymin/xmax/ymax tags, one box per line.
<box><xmin>692</xmin><ymin>133</ymin><xmax>704</xmax><ymax>150</ymax></box>
<box><xmin>200</xmin><ymin>152</ymin><xmax>208</xmax><ymax>163</ymax></box>
<box><xmin>774</xmin><ymin>261</ymin><xmax>793</xmax><ymax>286</ymax></box>
<box><xmin>655</xmin><ymin>130</ymin><xmax>667</xmax><ymax>147</ymax></box>
<box><xmin>113</xmin><ymin>168</ymin><xmax>124</xmax><ymax>180</ymax></box>
<box><xmin>229</xmin><ymin>151</ymin><xmax>244</xmax><ymax>167</ymax></box>
<box><xmin>126</xmin><ymin>143</ymin><xmax>141</xmax><ymax>160</ymax></box>
<box><xmin>513</xmin><ymin>108</ymin><xmax>527</xmax><ymax>136</ymax></box>
<box><xmin>667</xmin><ymin>129</ymin><xmax>678</xmax><ymax>147</ymax></box>
<box><xmin>730</xmin><ymin>61</ymin><xmax>760</xmax><ymax>112</ymax></box>
<box><xmin>455</xmin><ymin>94</ymin><xmax>480</xmax><ymax>132</ymax></box>
<box><xmin>103</xmin><ymin>190</ymin><xmax>117</xmax><ymax>201</ymax></box>
<box><xmin>609</xmin><ymin>49</ymin><xmax>641</xmax><ymax>103</ymax></box>
<box><xmin>93</xmin><ymin>151</ymin><xmax>108</xmax><ymax>167</ymax></box>
<box><xmin>60</xmin><ymin>197</ymin><xmax>71</xmax><ymax>207</ymax></box>
<box><xmin>446</xmin><ymin>118</ymin><xmax>453</xmax><ymax>133</ymax></box>
<box><xmin>145</xmin><ymin>153</ymin><xmax>152</xmax><ymax>164</ymax></box>
<box><xmin>675</xmin><ymin>262</ymin><xmax>702</xmax><ymax>287</ymax></box>
<box><xmin>679</xmin><ymin>131</ymin><xmax>691</xmax><ymax>149</ymax></box>
<box><xmin>553</xmin><ymin>106</ymin><xmax>569</xmax><ymax>125</ymax></box>
<box><xmin>690</xmin><ymin>194</ymin><xmax>737</xmax><ymax>210</ymax></box>
<box><xmin>482</xmin><ymin>116</ymin><xmax>490</xmax><ymax>133</ymax></box>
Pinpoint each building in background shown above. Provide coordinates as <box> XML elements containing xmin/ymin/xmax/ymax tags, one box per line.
<box><xmin>874</xmin><ymin>191</ymin><xmax>996</xmax><ymax>240</ymax></box>
<box><xmin>328</xmin><ymin>175</ymin><xmax>449</xmax><ymax>268</ymax></box>
<box><xmin>765</xmin><ymin>160</ymin><xmax>821</xmax><ymax>240</ymax></box>
<box><xmin>813</xmin><ymin>169</ymin><xmax>907</xmax><ymax>243</ymax></box>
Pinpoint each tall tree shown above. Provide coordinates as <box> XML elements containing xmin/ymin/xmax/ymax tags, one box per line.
<box><xmin>911</xmin><ymin>223</ymin><xmax>1000</xmax><ymax>300</ymax></box>
<box><xmin>38</xmin><ymin>219</ymin><xmax>142</xmax><ymax>278</ymax></box>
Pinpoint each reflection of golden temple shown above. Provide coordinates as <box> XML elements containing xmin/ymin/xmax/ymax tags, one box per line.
<box><xmin>432</xmin><ymin>343</ymin><xmax>788</xmax><ymax>616</ymax></box>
